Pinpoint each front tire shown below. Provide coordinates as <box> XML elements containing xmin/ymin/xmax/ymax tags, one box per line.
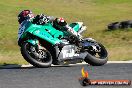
<box><xmin>21</xmin><ymin>42</ymin><xmax>52</xmax><ymax>68</ymax></box>
<box><xmin>84</xmin><ymin>42</ymin><xmax>108</xmax><ymax>66</ymax></box>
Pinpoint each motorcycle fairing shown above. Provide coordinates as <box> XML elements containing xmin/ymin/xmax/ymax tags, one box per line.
<box><xmin>19</xmin><ymin>21</ymin><xmax>86</xmax><ymax>46</ymax></box>
<box><xmin>69</xmin><ymin>22</ymin><xmax>84</xmax><ymax>32</ymax></box>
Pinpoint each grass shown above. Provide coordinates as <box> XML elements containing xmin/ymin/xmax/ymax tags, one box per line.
<box><xmin>0</xmin><ymin>0</ymin><xmax>132</xmax><ymax>65</ymax></box>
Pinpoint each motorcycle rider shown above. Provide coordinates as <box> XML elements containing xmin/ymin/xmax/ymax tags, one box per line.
<box><xmin>18</xmin><ymin>10</ymin><xmax>82</xmax><ymax>65</ymax></box>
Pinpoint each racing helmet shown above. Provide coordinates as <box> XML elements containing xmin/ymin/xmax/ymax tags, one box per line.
<box><xmin>53</xmin><ymin>17</ymin><xmax>67</xmax><ymax>30</ymax></box>
<box><xmin>18</xmin><ymin>10</ymin><xmax>34</xmax><ymax>24</ymax></box>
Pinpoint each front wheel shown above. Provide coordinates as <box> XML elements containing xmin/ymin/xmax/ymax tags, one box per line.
<box><xmin>84</xmin><ymin>42</ymin><xmax>108</xmax><ymax>66</ymax></box>
<box><xmin>21</xmin><ymin>42</ymin><xmax>52</xmax><ymax>67</ymax></box>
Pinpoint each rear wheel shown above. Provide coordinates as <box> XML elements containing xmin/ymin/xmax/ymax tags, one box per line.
<box><xmin>21</xmin><ymin>42</ymin><xmax>52</xmax><ymax>67</ymax></box>
<box><xmin>84</xmin><ymin>42</ymin><xmax>108</xmax><ymax>66</ymax></box>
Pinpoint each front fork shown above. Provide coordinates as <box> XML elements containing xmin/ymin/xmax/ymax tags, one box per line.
<box><xmin>81</xmin><ymin>38</ymin><xmax>101</xmax><ymax>53</ymax></box>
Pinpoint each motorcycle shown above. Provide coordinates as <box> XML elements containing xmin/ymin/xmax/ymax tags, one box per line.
<box><xmin>18</xmin><ymin>20</ymin><xmax>108</xmax><ymax>67</ymax></box>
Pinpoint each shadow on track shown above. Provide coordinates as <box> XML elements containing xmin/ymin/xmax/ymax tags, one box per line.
<box><xmin>0</xmin><ymin>63</ymin><xmax>89</xmax><ymax>69</ymax></box>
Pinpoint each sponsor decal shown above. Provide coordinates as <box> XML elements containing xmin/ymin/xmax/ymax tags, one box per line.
<box><xmin>79</xmin><ymin>67</ymin><xmax>131</xmax><ymax>86</ymax></box>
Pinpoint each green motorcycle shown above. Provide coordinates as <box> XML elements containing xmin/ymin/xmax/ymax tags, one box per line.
<box><xmin>18</xmin><ymin>20</ymin><xmax>108</xmax><ymax>67</ymax></box>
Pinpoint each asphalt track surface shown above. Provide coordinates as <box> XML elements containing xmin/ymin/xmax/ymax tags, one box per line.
<box><xmin>0</xmin><ymin>63</ymin><xmax>132</xmax><ymax>88</ymax></box>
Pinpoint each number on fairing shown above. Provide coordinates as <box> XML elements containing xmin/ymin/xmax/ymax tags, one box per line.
<box><xmin>18</xmin><ymin>25</ymin><xmax>25</xmax><ymax>40</ymax></box>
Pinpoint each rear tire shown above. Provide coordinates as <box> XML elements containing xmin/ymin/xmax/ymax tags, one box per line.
<box><xmin>21</xmin><ymin>42</ymin><xmax>52</xmax><ymax>68</ymax></box>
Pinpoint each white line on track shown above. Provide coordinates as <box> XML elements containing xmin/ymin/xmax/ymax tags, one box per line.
<box><xmin>107</xmin><ymin>61</ymin><xmax>132</xmax><ymax>63</ymax></box>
